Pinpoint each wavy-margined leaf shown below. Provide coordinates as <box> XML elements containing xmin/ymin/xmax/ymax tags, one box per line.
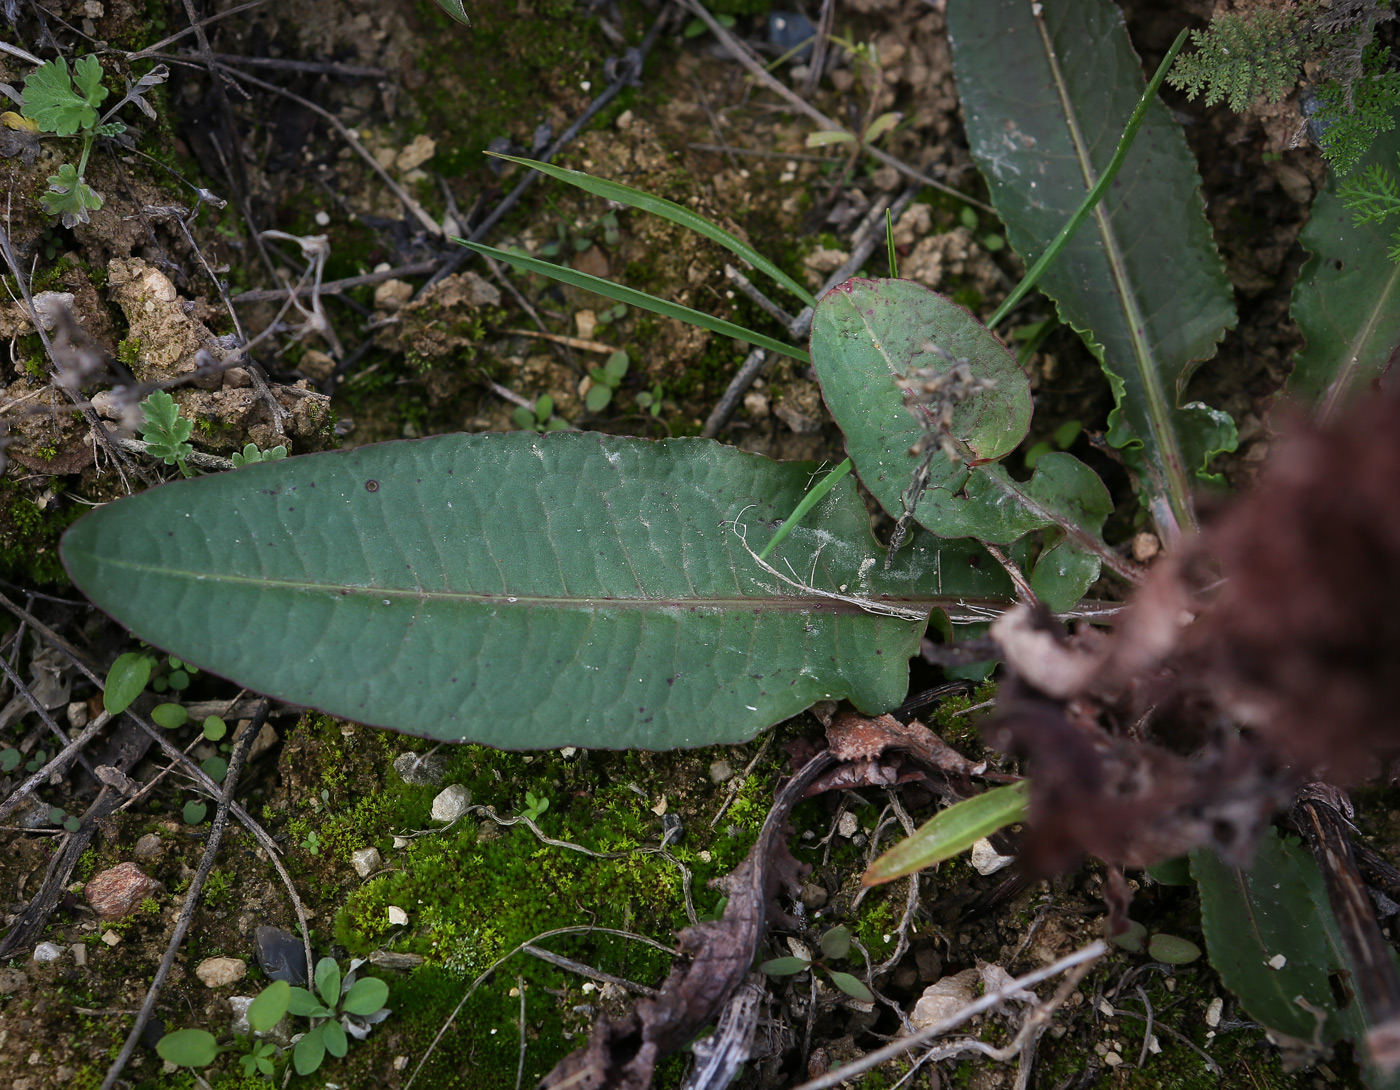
<box><xmin>1193</xmin><ymin>829</ymin><xmax>1400</xmax><ymax>1088</ymax></box>
<box><xmin>810</xmin><ymin>278</ymin><xmax>1116</xmax><ymax>607</ymax></box>
<box><xmin>62</xmin><ymin>434</ymin><xmax>1014</xmax><ymax>750</ymax></box>
<box><xmin>948</xmin><ymin>0</ymin><xmax>1236</xmax><ymax>537</ymax></box>
<box><xmin>1289</xmin><ymin>127</ymin><xmax>1400</xmax><ymax>422</ymax></box>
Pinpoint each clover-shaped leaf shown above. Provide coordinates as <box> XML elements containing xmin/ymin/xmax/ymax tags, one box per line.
<box><xmin>22</xmin><ymin>57</ymin><xmax>102</xmax><ymax>136</ymax></box>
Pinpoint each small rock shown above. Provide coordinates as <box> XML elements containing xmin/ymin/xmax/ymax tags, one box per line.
<box><xmin>387</xmin><ymin>906</ymin><xmax>409</xmax><ymax>926</ymax></box>
<box><xmin>84</xmin><ymin>862</ymin><xmax>160</xmax><ymax>920</ymax></box>
<box><xmin>32</xmin><ymin>942</ymin><xmax>63</xmax><ymax>963</ymax></box>
<box><xmin>228</xmin><ymin>995</ymin><xmax>255</xmax><ymax>1034</ymax></box>
<box><xmin>222</xmin><ymin>366</ymin><xmax>251</xmax><ymax>388</ymax></box>
<box><xmin>393</xmin><ymin>751</ymin><xmax>447</xmax><ymax>786</ymax></box>
<box><xmin>836</xmin><ymin>811</ymin><xmax>859</xmax><ymax>838</ymax></box>
<box><xmin>71</xmin><ymin>944</ymin><xmax>86</xmax><ymax>967</ymax></box>
<box><xmin>1104</xmin><ymin>1052</ymin><xmax>1124</xmax><ymax>1067</ymax></box>
<box><xmin>396</xmin><ymin>134</ymin><xmax>437</xmax><ymax>172</ymax></box>
<box><xmin>431</xmin><ymin>784</ymin><xmax>471</xmax><ymax>823</ymax></box>
<box><xmin>133</xmin><ymin>832</ymin><xmax>164</xmax><ymax>860</ymax></box>
<box><xmin>799</xmin><ymin>882</ymin><xmax>828</xmax><ymax>910</ymax></box>
<box><xmin>351</xmin><ymin>847</ymin><xmax>383</xmax><ymax>878</ymax></box>
<box><xmin>298</xmin><ymin>350</ymin><xmax>335</xmax><ymax>382</ymax></box>
<box><xmin>255</xmin><ymin>926</ymin><xmax>308</xmax><ymax>985</ymax></box>
<box><xmin>67</xmin><ymin>700</ymin><xmax>89</xmax><ymax>729</ymax></box>
<box><xmin>970</xmin><ymin>837</ymin><xmax>1015</xmax><ymax>876</ymax></box>
<box><xmin>28</xmin><ymin>291</ymin><xmax>75</xmax><ymax>332</ymax></box>
<box><xmin>910</xmin><ymin>969</ymin><xmax>980</xmax><ymax>1029</ymax></box>
<box><xmin>196</xmin><ymin>956</ymin><xmax>247</xmax><ymax>988</ymax></box>
<box><xmin>374</xmin><ymin>279</ymin><xmax>414</xmax><ymax>311</ymax></box>
<box><xmin>709</xmin><ymin>759</ymin><xmax>733</xmax><ymax>784</ymax></box>
<box><xmin>1131</xmin><ymin>531</ymin><xmax>1161</xmax><ymax>563</ymax></box>
<box><xmin>101</xmin><ymin>930</ymin><xmax>121</xmax><ymax>946</ymax></box>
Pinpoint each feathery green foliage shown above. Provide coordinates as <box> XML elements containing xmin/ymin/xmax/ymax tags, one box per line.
<box><xmin>1340</xmin><ymin>153</ymin><xmax>1400</xmax><ymax>260</ymax></box>
<box><xmin>1167</xmin><ymin>5</ymin><xmax>1315</xmax><ymax>112</ymax></box>
<box><xmin>1314</xmin><ymin>41</ymin><xmax>1400</xmax><ymax>173</ymax></box>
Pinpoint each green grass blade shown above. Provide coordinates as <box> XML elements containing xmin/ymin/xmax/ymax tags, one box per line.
<box><xmin>885</xmin><ymin>208</ymin><xmax>898</xmax><ymax>279</ymax></box>
<box><xmin>456</xmin><ymin>239</ymin><xmax>808</xmax><ymax>364</ymax></box>
<box><xmin>863</xmin><ymin>781</ymin><xmax>1029</xmax><ymax>885</ymax></box>
<box><xmin>986</xmin><ymin>29</ymin><xmax>1189</xmax><ymax>331</ymax></box>
<box><xmin>488</xmin><ymin>153</ymin><xmax>818</xmax><ymax>309</ymax></box>
<box><xmin>756</xmin><ymin>458</ymin><xmax>851</xmax><ymax>561</ymax></box>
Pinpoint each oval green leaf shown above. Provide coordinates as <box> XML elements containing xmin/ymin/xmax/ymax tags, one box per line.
<box><xmin>182</xmin><ymin>800</ymin><xmax>207</xmax><ymax>825</ymax></box>
<box><xmin>104</xmin><ymin>651</ymin><xmax>152</xmax><ymax>714</ymax></box>
<box><xmin>759</xmin><ymin>956</ymin><xmax>810</xmax><ymax>976</ymax></box>
<box><xmin>287</xmin><ymin>985</ymin><xmax>323</xmax><ymax>1017</ymax></box>
<box><xmin>342</xmin><ymin>976</ymin><xmax>389</xmax><ymax>1016</ymax></box>
<box><xmin>293</xmin><ymin>1024</ymin><xmax>325</xmax><ymax>1076</ymax></box>
<box><xmin>1146</xmin><ymin>933</ymin><xmax>1201</xmax><ymax>965</ymax></box>
<box><xmin>247</xmin><ymin>979</ymin><xmax>291</xmax><ymax>1032</ymax></box>
<box><xmin>321</xmin><ymin>1018</ymin><xmax>348</xmax><ymax>1058</ymax></box>
<box><xmin>61</xmin><ymin>434</ymin><xmax>1016</xmax><ymax>750</ymax></box>
<box><xmin>827</xmin><ymin>970</ymin><xmax>875</xmax><ymax>1002</ymax></box>
<box><xmin>156</xmin><ymin>1028</ymin><xmax>218</xmax><ymax>1067</ymax></box>
<box><xmin>151</xmin><ymin>702</ymin><xmax>187</xmax><ymax>729</ymax></box>
<box><xmin>863</xmin><ymin>780</ymin><xmax>1029</xmax><ymax>886</ymax></box>
<box><xmin>314</xmin><ymin>957</ymin><xmax>341</xmax><ymax>1009</ymax></box>
<box><xmin>819</xmin><ymin>924</ymin><xmax>852</xmax><ymax>961</ymax></box>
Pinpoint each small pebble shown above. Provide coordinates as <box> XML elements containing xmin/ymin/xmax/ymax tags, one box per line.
<box><xmin>709</xmin><ymin>759</ymin><xmax>733</xmax><ymax>784</ymax></box>
<box><xmin>133</xmin><ymin>833</ymin><xmax>163</xmax><ymax>860</ymax></box>
<box><xmin>351</xmin><ymin>847</ymin><xmax>383</xmax><ymax>878</ymax></box>
<box><xmin>196</xmin><ymin>956</ymin><xmax>247</xmax><ymax>988</ymax></box>
<box><xmin>393</xmin><ymin>751</ymin><xmax>447</xmax><ymax>786</ymax></box>
<box><xmin>32</xmin><ymin>942</ymin><xmax>63</xmax><ymax>963</ymax></box>
<box><xmin>101</xmin><ymin>930</ymin><xmax>121</xmax><ymax>946</ymax></box>
<box><xmin>255</xmin><ymin>925</ymin><xmax>308</xmax><ymax>985</ymax></box>
<box><xmin>836</xmin><ymin>812</ymin><xmax>858</xmax><ymax>838</ymax></box>
<box><xmin>1268</xmin><ymin>953</ymin><xmax>1287</xmax><ymax>970</ymax></box>
<box><xmin>1205</xmin><ymin>996</ymin><xmax>1223</xmax><ymax>1027</ymax></box>
<box><xmin>431</xmin><ymin>784</ymin><xmax>471</xmax><ymax>823</ymax></box>
<box><xmin>85</xmin><ymin>862</ymin><xmax>160</xmax><ymax>920</ymax></box>
<box><xmin>970</xmin><ymin>838</ymin><xmax>1016</xmax><ymax>876</ymax></box>
<box><xmin>71</xmin><ymin>944</ymin><xmax>86</xmax><ymax>967</ymax></box>
<box><xmin>388</xmin><ymin>906</ymin><xmax>409</xmax><ymax>926</ymax></box>
<box><xmin>1105</xmin><ymin>1052</ymin><xmax>1124</xmax><ymax>1067</ymax></box>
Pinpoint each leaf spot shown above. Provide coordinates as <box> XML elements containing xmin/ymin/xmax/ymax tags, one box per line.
<box><xmin>365</xmin><ymin>480</ymin><xmax>379</xmax><ymax>492</ymax></box>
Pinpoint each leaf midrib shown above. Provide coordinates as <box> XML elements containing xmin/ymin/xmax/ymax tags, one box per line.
<box><xmin>1033</xmin><ymin>11</ymin><xmax>1193</xmax><ymax>529</ymax></box>
<box><xmin>78</xmin><ymin>551</ymin><xmax>1009</xmax><ymax>616</ymax></box>
<box><xmin>1322</xmin><ymin>258</ymin><xmax>1400</xmax><ymax>423</ymax></box>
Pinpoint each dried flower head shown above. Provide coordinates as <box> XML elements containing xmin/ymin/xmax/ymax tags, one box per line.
<box><xmin>895</xmin><ymin>342</ymin><xmax>996</xmax><ymax>464</ymax></box>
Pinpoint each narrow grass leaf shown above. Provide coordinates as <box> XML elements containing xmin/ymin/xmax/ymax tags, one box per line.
<box><xmin>863</xmin><ymin>781</ymin><xmax>1029</xmax><ymax>885</ymax></box>
<box><xmin>488</xmin><ymin>153</ymin><xmax>816</xmax><ymax>308</ymax></box>
<box><xmin>456</xmin><ymin>239</ymin><xmax>807</xmax><ymax>364</ymax></box>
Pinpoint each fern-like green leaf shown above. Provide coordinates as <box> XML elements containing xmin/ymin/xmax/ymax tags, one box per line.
<box><xmin>1167</xmin><ymin>6</ymin><xmax>1313</xmax><ymax>112</ymax></box>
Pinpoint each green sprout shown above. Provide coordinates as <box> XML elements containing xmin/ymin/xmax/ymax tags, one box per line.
<box><xmin>521</xmin><ymin>789</ymin><xmax>549</xmax><ymax>822</ymax></box>
<box><xmin>20</xmin><ymin>57</ymin><xmax>168</xmax><ymax>226</ymax></box>
<box><xmin>760</xmin><ymin>924</ymin><xmax>875</xmax><ymax>1002</ymax></box>
<box><xmin>287</xmin><ymin>957</ymin><xmax>392</xmax><ymax>1075</ymax></box>
<box><xmin>512</xmin><ymin>394</ymin><xmax>568</xmax><ymax>432</ymax></box>
<box><xmin>138</xmin><ymin>391</ymin><xmax>195</xmax><ymax>477</ymax></box>
<box><xmin>231</xmin><ymin>442</ymin><xmax>289</xmax><ymax>467</ymax></box>
<box><xmin>585</xmin><ymin>351</ymin><xmax>629</xmax><ymax>412</ymax></box>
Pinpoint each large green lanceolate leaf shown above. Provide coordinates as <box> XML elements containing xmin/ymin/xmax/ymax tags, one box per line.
<box><xmin>1289</xmin><ymin>127</ymin><xmax>1400</xmax><ymax>422</ymax></box>
<box><xmin>810</xmin><ymin>278</ymin><xmax>1115</xmax><ymax>609</ymax></box>
<box><xmin>948</xmin><ymin>0</ymin><xmax>1237</xmax><ymax>536</ymax></box>
<box><xmin>1194</xmin><ymin>829</ymin><xmax>1400</xmax><ymax>1088</ymax></box>
<box><xmin>62</xmin><ymin>434</ymin><xmax>1014</xmax><ymax>750</ymax></box>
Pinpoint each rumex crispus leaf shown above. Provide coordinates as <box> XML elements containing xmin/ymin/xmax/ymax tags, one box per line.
<box><xmin>948</xmin><ymin>0</ymin><xmax>1236</xmax><ymax>536</ymax></box>
<box><xmin>61</xmin><ymin>433</ymin><xmax>1017</xmax><ymax>750</ymax></box>
<box><xmin>1289</xmin><ymin>127</ymin><xmax>1400</xmax><ymax>421</ymax></box>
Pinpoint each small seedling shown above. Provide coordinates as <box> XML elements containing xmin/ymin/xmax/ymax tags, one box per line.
<box><xmin>231</xmin><ymin>442</ymin><xmax>289</xmax><ymax>467</ymax></box>
<box><xmin>47</xmin><ymin>806</ymin><xmax>81</xmax><ymax>832</ymax></box>
<box><xmin>593</xmin><ymin>302</ymin><xmax>628</xmax><ymax>329</ymax></box>
<box><xmin>287</xmin><ymin>957</ymin><xmax>392</xmax><ymax>1076</ymax></box>
<box><xmin>20</xmin><ymin>56</ymin><xmax>167</xmax><ymax>226</ymax></box>
<box><xmin>139</xmin><ymin>391</ymin><xmax>195</xmax><ymax>477</ymax></box>
<box><xmin>521</xmin><ymin>790</ymin><xmax>549</xmax><ymax>822</ymax></box>
<box><xmin>760</xmin><ymin>924</ymin><xmax>875</xmax><ymax>1002</ymax></box>
<box><xmin>634</xmin><ymin>382</ymin><xmax>666</xmax><ymax>418</ymax></box>
<box><xmin>301</xmin><ymin>830</ymin><xmax>323</xmax><ymax>855</ymax></box>
<box><xmin>103</xmin><ymin>650</ymin><xmax>154</xmax><ymax>713</ymax></box>
<box><xmin>585</xmin><ymin>351</ymin><xmax>629</xmax><ymax>412</ymax></box>
<box><xmin>512</xmin><ymin>394</ymin><xmax>568</xmax><ymax>432</ymax></box>
<box><xmin>182</xmin><ymin>799</ymin><xmax>208</xmax><ymax>824</ymax></box>
<box><xmin>0</xmin><ymin>749</ymin><xmax>19</xmax><ymax>773</ymax></box>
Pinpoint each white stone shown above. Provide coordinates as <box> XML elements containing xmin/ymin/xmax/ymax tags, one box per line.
<box><xmin>970</xmin><ymin>837</ymin><xmax>1016</xmax><ymax>876</ymax></box>
<box><xmin>32</xmin><ymin>942</ymin><xmax>63</xmax><ymax>963</ymax></box>
<box><xmin>101</xmin><ymin>930</ymin><xmax>121</xmax><ymax>946</ymax></box>
<box><xmin>431</xmin><ymin>784</ymin><xmax>471</xmax><ymax>823</ymax></box>
<box><xmin>1205</xmin><ymin>997</ymin><xmax>1223</xmax><ymax>1027</ymax></box>
<box><xmin>836</xmin><ymin>811</ymin><xmax>858</xmax><ymax>838</ymax></box>
<box><xmin>387</xmin><ymin>905</ymin><xmax>409</xmax><ymax>926</ymax></box>
<box><xmin>28</xmin><ymin>292</ymin><xmax>75</xmax><ymax>332</ymax></box>
<box><xmin>910</xmin><ymin>969</ymin><xmax>980</xmax><ymax>1029</ymax></box>
<box><xmin>1105</xmin><ymin>1052</ymin><xmax>1124</xmax><ymax>1067</ymax></box>
<box><xmin>351</xmin><ymin>847</ymin><xmax>383</xmax><ymax>878</ymax></box>
<box><xmin>196</xmin><ymin>956</ymin><xmax>247</xmax><ymax>988</ymax></box>
<box><xmin>1267</xmin><ymin>953</ymin><xmax>1287</xmax><ymax>970</ymax></box>
<box><xmin>229</xmin><ymin>996</ymin><xmax>255</xmax><ymax>1035</ymax></box>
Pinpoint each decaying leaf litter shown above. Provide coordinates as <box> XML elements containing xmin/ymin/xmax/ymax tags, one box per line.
<box><xmin>1</xmin><ymin>0</ymin><xmax>1398</xmax><ymax>1086</ymax></box>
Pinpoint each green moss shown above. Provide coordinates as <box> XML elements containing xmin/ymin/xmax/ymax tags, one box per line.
<box><xmin>0</xmin><ymin>482</ymin><xmax>86</xmax><ymax>584</ymax></box>
<box><xmin>117</xmin><ymin>337</ymin><xmax>142</xmax><ymax>365</ymax></box>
